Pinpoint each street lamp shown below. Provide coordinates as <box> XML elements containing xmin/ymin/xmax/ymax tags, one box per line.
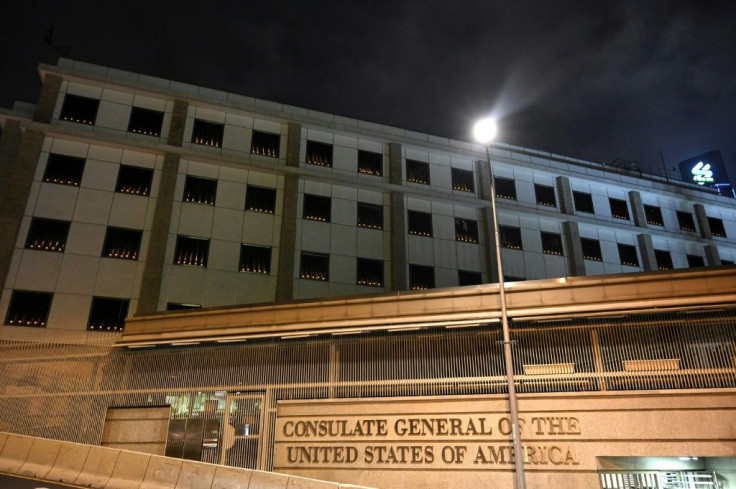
<box><xmin>473</xmin><ymin>117</ymin><xmax>526</xmax><ymax>489</ymax></box>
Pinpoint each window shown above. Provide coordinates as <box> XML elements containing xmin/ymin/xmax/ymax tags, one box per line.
<box><xmin>686</xmin><ymin>254</ymin><xmax>705</xmax><ymax>268</ymax></box>
<box><xmin>609</xmin><ymin>198</ymin><xmax>630</xmax><ymax>220</ymax></box>
<box><xmin>721</xmin><ymin>259</ymin><xmax>734</xmax><ymax>265</ymax></box>
<box><xmin>128</xmin><ymin>107</ymin><xmax>164</xmax><ymax>136</ymax></box>
<box><xmin>644</xmin><ymin>205</ymin><xmax>664</xmax><ymax>226</ymax></box>
<box><xmin>580</xmin><ymin>238</ymin><xmax>602</xmax><ymax>261</ymax></box>
<box><xmin>358</xmin><ymin>150</ymin><xmax>382</xmax><ymax>176</ymax></box>
<box><xmin>183</xmin><ymin>176</ymin><xmax>217</xmax><ymax>205</ymax></box>
<box><xmin>708</xmin><ymin>217</ymin><xmax>727</xmax><ymax>238</ymax></box>
<box><xmin>655</xmin><ymin>250</ymin><xmax>673</xmax><ymax>270</ymax></box>
<box><xmin>245</xmin><ymin>185</ymin><xmax>276</xmax><ymax>214</ymax></box>
<box><xmin>303</xmin><ymin>194</ymin><xmax>331</xmax><ymax>222</ymax></box>
<box><xmin>504</xmin><ymin>275</ymin><xmax>526</xmax><ymax>282</ymax></box>
<box><xmin>357</xmin><ymin>202</ymin><xmax>383</xmax><ymax>230</ymax></box>
<box><xmin>59</xmin><ymin>94</ymin><xmax>99</xmax><ymax>125</ymax></box>
<box><xmin>25</xmin><ymin>218</ymin><xmax>70</xmax><ymax>253</ymax></box>
<box><xmin>455</xmin><ymin>218</ymin><xmax>479</xmax><ymax>243</ymax></box>
<box><xmin>357</xmin><ymin>258</ymin><xmax>384</xmax><ymax>287</ymax></box>
<box><xmin>406</xmin><ymin>160</ymin><xmax>430</xmax><ymax>185</ymax></box>
<box><xmin>43</xmin><ymin>153</ymin><xmax>85</xmax><ymax>186</ymax></box>
<box><xmin>300</xmin><ymin>252</ymin><xmax>329</xmax><ymax>281</ymax></box>
<box><xmin>676</xmin><ymin>211</ymin><xmax>696</xmax><ymax>232</ymax></box>
<box><xmin>239</xmin><ymin>244</ymin><xmax>272</xmax><ymax>274</ymax></box>
<box><xmin>534</xmin><ymin>184</ymin><xmax>556</xmax><ymax>207</ymax></box>
<box><xmin>251</xmin><ymin>130</ymin><xmax>280</xmax><ymax>157</ymax></box>
<box><xmin>102</xmin><ymin>227</ymin><xmax>142</xmax><ymax>261</ymax></box>
<box><xmin>191</xmin><ymin>119</ymin><xmax>223</xmax><ymax>147</ymax></box>
<box><xmin>458</xmin><ymin>270</ymin><xmax>482</xmax><ymax>286</ymax></box>
<box><xmin>4</xmin><ymin>290</ymin><xmax>52</xmax><ymax>327</ymax></box>
<box><xmin>408</xmin><ymin>211</ymin><xmax>432</xmax><ymax>237</ymax></box>
<box><xmin>617</xmin><ymin>243</ymin><xmax>639</xmax><ymax>267</ymax></box>
<box><xmin>494</xmin><ymin>177</ymin><xmax>517</xmax><ymax>200</ymax></box>
<box><xmin>541</xmin><ymin>232</ymin><xmax>564</xmax><ymax>256</ymax></box>
<box><xmin>174</xmin><ymin>236</ymin><xmax>209</xmax><ymax>267</ymax></box>
<box><xmin>573</xmin><ymin>191</ymin><xmax>594</xmax><ymax>214</ymax></box>
<box><xmin>499</xmin><ymin>226</ymin><xmax>522</xmax><ymax>250</ymax></box>
<box><xmin>166</xmin><ymin>302</ymin><xmax>201</xmax><ymax>311</ymax></box>
<box><xmin>409</xmin><ymin>264</ymin><xmax>435</xmax><ymax>290</ymax></box>
<box><xmin>87</xmin><ymin>297</ymin><xmax>129</xmax><ymax>331</ymax></box>
<box><xmin>115</xmin><ymin>165</ymin><xmax>153</xmax><ymax>196</ymax></box>
<box><xmin>451</xmin><ymin>168</ymin><xmax>474</xmax><ymax>192</ymax></box>
<box><xmin>306</xmin><ymin>141</ymin><xmax>333</xmax><ymax>167</ymax></box>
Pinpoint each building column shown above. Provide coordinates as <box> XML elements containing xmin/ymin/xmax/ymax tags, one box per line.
<box><xmin>389</xmin><ymin>191</ymin><xmax>407</xmax><ymax>291</ymax></box>
<box><xmin>637</xmin><ymin>234</ymin><xmax>658</xmax><ymax>271</ymax></box>
<box><xmin>628</xmin><ymin>191</ymin><xmax>647</xmax><ymax>228</ymax></box>
<box><xmin>388</xmin><ymin>143</ymin><xmax>402</xmax><ymax>185</ymax></box>
<box><xmin>476</xmin><ymin>159</ymin><xmax>499</xmax><ymax>283</ymax></box>
<box><xmin>167</xmin><ymin>99</ymin><xmax>189</xmax><ymax>147</ymax></box>
<box><xmin>33</xmin><ymin>74</ymin><xmax>63</xmax><ymax>124</ymax></box>
<box><xmin>275</xmin><ymin>123</ymin><xmax>302</xmax><ymax>301</ymax></box>
<box><xmin>693</xmin><ymin>204</ymin><xmax>712</xmax><ymax>239</ymax></box>
<box><xmin>704</xmin><ymin>245</ymin><xmax>721</xmax><ymax>266</ymax></box>
<box><xmin>556</xmin><ymin>176</ymin><xmax>575</xmax><ymax>215</ymax></box>
<box><xmin>562</xmin><ymin>221</ymin><xmax>586</xmax><ymax>276</ymax></box>
<box><xmin>0</xmin><ymin>122</ymin><xmax>45</xmax><ymax>293</ymax></box>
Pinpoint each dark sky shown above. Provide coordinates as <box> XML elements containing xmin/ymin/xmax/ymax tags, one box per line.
<box><xmin>1</xmin><ymin>1</ymin><xmax>734</xmax><ymax>178</ymax></box>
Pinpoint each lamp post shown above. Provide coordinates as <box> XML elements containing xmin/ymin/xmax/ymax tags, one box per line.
<box><xmin>473</xmin><ymin>118</ymin><xmax>526</xmax><ymax>489</ymax></box>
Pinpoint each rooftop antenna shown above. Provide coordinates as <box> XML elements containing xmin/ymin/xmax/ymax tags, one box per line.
<box><xmin>44</xmin><ymin>25</ymin><xmax>71</xmax><ymax>57</ymax></box>
<box><xmin>659</xmin><ymin>150</ymin><xmax>670</xmax><ymax>184</ymax></box>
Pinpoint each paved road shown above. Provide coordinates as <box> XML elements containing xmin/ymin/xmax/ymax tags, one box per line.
<box><xmin>0</xmin><ymin>473</ymin><xmax>82</xmax><ymax>488</ymax></box>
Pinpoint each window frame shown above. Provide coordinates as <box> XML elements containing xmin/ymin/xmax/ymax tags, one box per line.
<box><xmin>356</xmin><ymin>258</ymin><xmax>384</xmax><ymax>287</ymax></box>
<box><xmin>357</xmin><ymin>202</ymin><xmax>383</xmax><ymax>230</ymax></box>
<box><xmin>87</xmin><ymin>297</ymin><xmax>129</xmax><ymax>332</ymax></box>
<box><xmin>644</xmin><ymin>204</ymin><xmax>664</xmax><ymax>226</ymax></box>
<box><xmin>239</xmin><ymin>244</ymin><xmax>272</xmax><ymax>274</ymax></box>
<box><xmin>609</xmin><ymin>197</ymin><xmax>630</xmax><ymax>221</ymax></box>
<box><xmin>406</xmin><ymin>159</ymin><xmax>430</xmax><ymax>185</ymax></box>
<box><xmin>43</xmin><ymin>153</ymin><xmax>85</xmax><ymax>187</ymax></box>
<box><xmin>245</xmin><ymin>185</ymin><xmax>277</xmax><ymax>214</ymax></box>
<box><xmin>455</xmin><ymin>218</ymin><xmax>479</xmax><ymax>243</ymax></box>
<box><xmin>541</xmin><ymin>231</ymin><xmax>564</xmax><ymax>256</ymax></box>
<box><xmin>408</xmin><ymin>210</ymin><xmax>433</xmax><ymax>237</ymax></box>
<box><xmin>676</xmin><ymin>210</ymin><xmax>696</xmax><ymax>232</ymax></box>
<box><xmin>303</xmin><ymin>194</ymin><xmax>332</xmax><ymax>222</ymax></box>
<box><xmin>458</xmin><ymin>270</ymin><xmax>482</xmax><ymax>286</ymax></box>
<box><xmin>409</xmin><ymin>264</ymin><xmax>435</xmax><ymax>290</ymax></box>
<box><xmin>707</xmin><ymin>217</ymin><xmax>727</xmax><ymax>238</ymax></box>
<box><xmin>300</xmin><ymin>252</ymin><xmax>329</xmax><ymax>281</ymax></box>
<box><xmin>358</xmin><ymin>150</ymin><xmax>382</xmax><ymax>176</ymax></box>
<box><xmin>191</xmin><ymin>119</ymin><xmax>224</xmax><ymax>147</ymax></box>
<box><xmin>174</xmin><ymin>236</ymin><xmax>210</xmax><ymax>267</ymax></box>
<box><xmin>534</xmin><ymin>183</ymin><xmax>557</xmax><ymax>208</ymax></box>
<box><xmin>127</xmin><ymin>106</ymin><xmax>164</xmax><ymax>137</ymax></box>
<box><xmin>59</xmin><ymin>94</ymin><xmax>99</xmax><ymax>125</ymax></box>
<box><xmin>183</xmin><ymin>175</ymin><xmax>218</xmax><ymax>205</ymax></box>
<box><xmin>580</xmin><ymin>237</ymin><xmax>603</xmax><ymax>261</ymax></box>
<box><xmin>115</xmin><ymin>165</ymin><xmax>154</xmax><ymax>196</ymax></box>
<box><xmin>494</xmin><ymin>177</ymin><xmax>517</xmax><ymax>200</ymax></box>
<box><xmin>451</xmin><ymin>168</ymin><xmax>475</xmax><ymax>193</ymax></box>
<box><xmin>102</xmin><ymin>227</ymin><xmax>143</xmax><ymax>261</ymax></box>
<box><xmin>498</xmin><ymin>225</ymin><xmax>523</xmax><ymax>250</ymax></box>
<box><xmin>686</xmin><ymin>254</ymin><xmax>705</xmax><ymax>268</ymax></box>
<box><xmin>250</xmin><ymin>130</ymin><xmax>280</xmax><ymax>158</ymax></box>
<box><xmin>617</xmin><ymin>243</ymin><xmax>639</xmax><ymax>267</ymax></box>
<box><xmin>654</xmin><ymin>249</ymin><xmax>673</xmax><ymax>270</ymax></box>
<box><xmin>573</xmin><ymin>191</ymin><xmax>595</xmax><ymax>214</ymax></box>
<box><xmin>25</xmin><ymin>217</ymin><xmax>70</xmax><ymax>253</ymax></box>
<box><xmin>4</xmin><ymin>290</ymin><xmax>53</xmax><ymax>327</ymax></box>
<box><xmin>306</xmin><ymin>140</ymin><xmax>333</xmax><ymax>168</ymax></box>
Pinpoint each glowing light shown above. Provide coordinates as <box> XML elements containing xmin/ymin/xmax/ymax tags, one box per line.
<box><xmin>473</xmin><ymin>118</ymin><xmax>497</xmax><ymax>144</ymax></box>
<box><xmin>691</xmin><ymin>161</ymin><xmax>714</xmax><ymax>185</ymax></box>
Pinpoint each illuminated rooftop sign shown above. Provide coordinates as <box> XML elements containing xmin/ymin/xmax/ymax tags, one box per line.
<box><xmin>678</xmin><ymin>150</ymin><xmax>730</xmax><ymax>188</ymax></box>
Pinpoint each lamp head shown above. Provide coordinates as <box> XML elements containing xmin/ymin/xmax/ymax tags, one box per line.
<box><xmin>473</xmin><ymin>118</ymin><xmax>497</xmax><ymax>145</ymax></box>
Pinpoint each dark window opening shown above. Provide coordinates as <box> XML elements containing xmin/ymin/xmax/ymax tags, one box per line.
<box><xmin>458</xmin><ymin>270</ymin><xmax>482</xmax><ymax>286</ymax></box>
<box><xmin>306</xmin><ymin>141</ymin><xmax>333</xmax><ymax>167</ymax></box>
<box><xmin>581</xmin><ymin>238</ymin><xmax>602</xmax><ymax>261</ymax></box>
<box><xmin>676</xmin><ymin>211</ymin><xmax>696</xmax><ymax>232</ymax></box>
<box><xmin>59</xmin><ymin>94</ymin><xmax>99</xmax><ymax>125</ymax></box>
<box><xmin>609</xmin><ymin>198</ymin><xmax>630</xmax><ymax>220</ymax></box>
<box><xmin>87</xmin><ymin>297</ymin><xmax>129</xmax><ymax>331</ymax></box>
<box><xmin>499</xmin><ymin>225</ymin><xmax>522</xmax><ymax>250</ymax></box>
<box><xmin>541</xmin><ymin>232</ymin><xmax>564</xmax><ymax>256</ymax></box>
<box><xmin>300</xmin><ymin>252</ymin><xmax>329</xmax><ymax>281</ymax></box>
<box><xmin>357</xmin><ymin>258</ymin><xmax>384</xmax><ymax>287</ymax></box>
<box><xmin>408</xmin><ymin>211</ymin><xmax>432</xmax><ymax>237</ymax></box>
<box><xmin>183</xmin><ymin>176</ymin><xmax>217</xmax><ymax>205</ymax></box>
<box><xmin>191</xmin><ymin>119</ymin><xmax>224</xmax><ymax>147</ymax></box>
<box><xmin>251</xmin><ymin>131</ymin><xmax>280</xmax><ymax>158</ymax></box>
<box><xmin>708</xmin><ymin>217</ymin><xmax>727</xmax><ymax>238</ymax></box>
<box><xmin>166</xmin><ymin>303</ymin><xmax>201</xmax><ymax>311</ymax></box>
<box><xmin>174</xmin><ymin>236</ymin><xmax>209</xmax><ymax>267</ymax></box>
<box><xmin>617</xmin><ymin>243</ymin><xmax>639</xmax><ymax>267</ymax></box>
<box><xmin>406</xmin><ymin>160</ymin><xmax>430</xmax><ymax>185</ymax></box>
<box><xmin>451</xmin><ymin>168</ymin><xmax>475</xmax><ymax>192</ymax></box>
<box><xmin>303</xmin><ymin>194</ymin><xmax>331</xmax><ymax>222</ymax></box>
<box><xmin>128</xmin><ymin>107</ymin><xmax>164</xmax><ymax>136</ymax></box>
<box><xmin>358</xmin><ymin>150</ymin><xmax>382</xmax><ymax>176</ymax></box>
<box><xmin>116</xmin><ymin>165</ymin><xmax>153</xmax><ymax>196</ymax></box>
<box><xmin>245</xmin><ymin>185</ymin><xmax>276</xmax><ymax>214</ymax></box>
<box><xmin>240</xmin><ymin>245</ymin><xmax>272</xmax><ymax>274</ymax></box>
<box><xmin>409</xmin><ymin>264</ymin><xmax>435</xmax><ymax>290</ymax></box>
<box><xmin>494</xmin><ymin>177</ymin><xmax>517</xmax><ymax>200</ymax></box>
<box><xmin>504</xmin><ymin>275</ymin><xmax>526</xmax><ymax>282</ymax></box>
<box><xmin>43</xmin><ymin>154</ymin><xmax>85</xmax><ymax>186</ymax></box>
<box><xmin>455</xmin><ymin>218</ymin><xmax>479</xmax><ymax>243</ymax></box>
<box><xmin>357</xmin><ymin>202</ymin><xmax>383</xmax><ymax>230</ymax></box>
<box><xmin>25</xmin><ymin>218</ymin><xmax>70</xmax><ymax>253</ymax></box>
<box><xmin>102</xmin><ymin>227</ymin><xmax>142</xmax><ymax>261</ymax></box>
<box><xmin>721</xmin><ymin>259</ymin><xmax>734</xmax><ymax>265</ymax></box>
<box><xmin>5</xmin><ymin>291</ymin><xmax>52</xmax><ymax>327</ymax></box>
<box><xmin>573</xmin><ymin>191</ymin><xmax>595</xmax><ymax>214</ymax></box>
<box><xmin>534</xmin><ymin>184</ymin><xmax>556</xmax><ymax>207</ymax></box>
<box><xmin>655</xmin><ymin>250</ymin><xmax>673</xmax><ymax>270</ymax></box>
<box><xmin>644</xmin><ymin>205</ymin><xmax>664</xmax><ymax>226</ymax></box>
<box><xmin>686</xmin><ymin>254</ymin><xmax>705</xmax><ymax>268</ymax></box>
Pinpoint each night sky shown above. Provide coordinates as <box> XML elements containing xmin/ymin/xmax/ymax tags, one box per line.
<box><xmin>1</xmin><ymin>1</ymin><xmax>734</xmax><ymax>178</ymax></box>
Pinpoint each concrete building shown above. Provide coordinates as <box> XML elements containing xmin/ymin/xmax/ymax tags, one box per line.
<box><xmin>0</xmin><ymin>59</ymin><xmax>735</xmax><ymax>489</ymax></box>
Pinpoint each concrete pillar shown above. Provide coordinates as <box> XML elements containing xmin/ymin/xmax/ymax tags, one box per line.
<box><xmin>136</xmin><ymin>153</ymin><xmax>180</xmax><ymax>313</ymax></box>
<box><xmin>562</xmin><ymin>221</ymin><xmax>586</xmax><ymax>276</ymax></box>
<box><xmin>476</xmin><ymin>159</ymin><xmax>498</xmax><ymax>283</ymax></box>
<box><xmin>167</xmin><ymin>100</ymin><xmax>189</xmax><ymax>147</ymax></box>
<box><xmin>704</xmin><ymin>245</ymin><xmax>721</xmax><ymax>266</ymax></box>
<box><xmin>693</xmin><ymin>204</ymin><xmax>712</xmax><ymax>239</ymax></box>
<box><xmin>286</xmin><ymin>122</ymin><xmax>301</xmax><ymax>168</ymax></box>
<box><xmin>388</xmin><ymin>143</ymin><xmax>402</xmax><ymax>185</ymax></box>
<box><xmin>276</xmin><ymin>173</ymin><xmax>299</xmax><ymax>301</ymax></box>
<box><xmin>33</xmin><ymin>74</ymin><xmax>63</xmax><ymax>124</ymax></box>
<box><xmin>0</xmin><ymin>122</ymin><xmax>45</xmax><ymax>293</ymax></box>
<box><xmin>389</xmin><ymin>191</ymin><xmax>407</xmax><ymax>291</ymax></box>
<box><xmin>628</xmin><ymin>191</ymin><xmax>646</xmax><ymax>228</ymax></box>
<box><xmin>637</xmin><ymin>234</ymin><xmax>658</xmax><ymax>271</ymax></box>
<box><xmin>556</xmin><ymin>176</ymin><xmax>575</xmax><ymax>215</ymax></box>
